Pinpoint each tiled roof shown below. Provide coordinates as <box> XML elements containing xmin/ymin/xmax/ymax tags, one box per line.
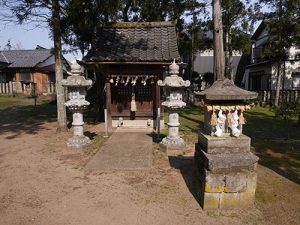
<box><xmin>0</xmin><ymin>49</ymin><xmax>52</xmax><ymax>68</ymax></box>
<box><xmin>83</xmin><ymin>22</ymin><xmax>180</xmax><ymax>63</ymax></box>
<box><xmin>0</xmin><ymin>52</ymin><xmax>9</xmax><ymax>63</ymax></box>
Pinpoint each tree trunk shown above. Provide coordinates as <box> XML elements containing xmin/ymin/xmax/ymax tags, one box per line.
<box><xmin>225</xmin><ymin>30</ymin><xmax>229</xmax><ymax>78</ymax></box>
<box><xmin>274</xmin><ymin>62</ymin><xmax>282</xmax><ymax>107</ymax></box>
<box><xmin>52</xmin><ymin>0</ymin><xmax>67</xmax><ymax>131</ymax></box>
<box><xmin>213</xmin><ymin>0</ymin><xmax>225</xmax><ymax>81</ymax></box>
<box><xmin>229</xmin><ymin>47</ymin><xmax>234</xmax><ymax>81</ymax></box>
<box><xmin>225</xmin><ymin>29</ymin><xmax>234</xmax><ymax>81</ymax></box>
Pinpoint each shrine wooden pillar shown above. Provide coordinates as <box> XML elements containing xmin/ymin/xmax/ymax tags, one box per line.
<box><xmin>105</xmin><ymin>78</ymin><xmax>112</xmax><ymax>132</ymax></box>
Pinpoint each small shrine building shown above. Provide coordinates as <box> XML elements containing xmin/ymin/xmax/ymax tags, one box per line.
<box><xmin>82</xmin><ymin>21</ymin><xmax>183</xmax><ymax>129</ymax></box>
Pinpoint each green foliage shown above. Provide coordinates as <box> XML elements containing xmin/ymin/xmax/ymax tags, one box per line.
<box><xmin>270</xmin><ymin>100</ymin><xmax>300</xmax><ymax>139</ymax></box>
<box><xmin>61</xmin><ymin>0</ymin><xmax>123</xmax><ymax>56</ymax></box>
<box><xmin>259</xmin><ymin>0</ymin><xmax>300</xmax><ymax>62</ymax></box>
<box><xmin>273</xmin><ymin>101</ymin><xmax>300</xmax><ymax>121</ymax></box>
<box><xmin>221</xmin><ymin>0</ymin><xmax>259</xmax><ymax>78</ymax></box>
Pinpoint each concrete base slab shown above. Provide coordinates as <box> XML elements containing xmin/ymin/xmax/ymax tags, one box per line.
<box><xmin>86</xmin><ymin>128</ymin><xmax>152</xmax><ymax>171</ymax></box>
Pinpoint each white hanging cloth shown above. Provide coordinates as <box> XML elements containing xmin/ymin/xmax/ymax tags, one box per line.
<box><xmin>131</xmin><ymin>93</ymin><xmax>137</xmax><ymax>112</ymax></box>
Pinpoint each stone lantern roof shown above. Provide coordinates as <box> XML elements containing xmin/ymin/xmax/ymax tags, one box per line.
<box><xmin>157</xmin><ymin>60</ymin><xmax>190</xmax><ymax>88</ymax></box>
<box><xmin>62</xmin><ymin>60</ymin><xmax>92</xmax><ymax>87</ymax></box>
<box><xmin>197</xmin><ymin>79</ymin><xmax>257</xmax><ymax>101</ymax></box>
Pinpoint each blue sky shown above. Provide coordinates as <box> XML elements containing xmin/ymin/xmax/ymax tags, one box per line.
<box><xmin>0</xmin><ymin>24</ymin><xmax>50</xmax><ymax>50</ymax></box>
<box><xmin>0</xmin><ymin>23</ymin><xmax>79</xmax><ymax>60</ymax></box>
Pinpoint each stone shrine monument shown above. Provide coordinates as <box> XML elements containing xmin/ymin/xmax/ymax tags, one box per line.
<box><xmin>62</xmin><ymin>61</ymin><xmax>93</xmax><ymax>148</ymax></box>
<box><xmin>158</xmin><ymin>60</ymin><xmax>190</xmax><ymax>153</ymax></box>
<box><xmin>194</xmin><ymin>0</ymin><xmax>259</xmax><ymax>209</ymax></box>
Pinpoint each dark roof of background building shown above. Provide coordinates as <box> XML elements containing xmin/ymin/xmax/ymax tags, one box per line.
<box><xmin>0</xmin><ymin>52</ymin><xmax>9</xmax><ymax>63</ymax></box>
<box><xmin>194</xmin><ymin>54</ymin><xmax>242</xmax><ymax>75</ymax></box>
<box><xmin>193</xmin><ymin>52</ymin><xmax>251</xmax><ymax>86</ymax></box>
<box><xmin>0</xmin><ymin>49</ymin><xmax>52</xmax><ymax>68</ymax></box>
<box><xmin>251</xmin><ymin>21</ymin><xmax>266</xmax><ymax>40</ymax></box>
<box><xmin>83</xmin><ymin>21</ymin><xmax>180</xmax><ymax>63</ymax></box>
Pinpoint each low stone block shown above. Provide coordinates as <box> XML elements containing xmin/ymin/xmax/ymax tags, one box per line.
<box><xmin>239</xmin><ymin>191</ymin><xmax>256</xmax><ymax>207</ymax></box>
<box><xmin>225</xmin><ymin>172</ymin><xmax>247</xmax><ymax>193</ymax></box>
<box><xmin>199</xmin><ymin>132</ymin><xmax>251</xmax><ymax>154</ymax></box>
<box><xmin>219</xmin><ymin>189</ymin><xmax>256</xmax><ymax>209</ymax></box>
<box><xmin>202</xmin><ymin>192</ymin><xmax>220</xmax><ymax>210</ymax></box>
<box><xmin>246</xmin><ymin>172</ymin><xmax>257</xmax><ymax>193</ymax></box>
<box><xmin>195</xmin><ymin>148</ymin><xmax>259</xmax><ymax>171</ymax></box>
<box><xmin>204</xmin><ymin>170</ymin><xmax>225</xmax><ymax>193</ymax></box>
<box><xmin>219</xmin><ymin>192</ymin><xmax>241</xmax><ymax>209</ymax></box>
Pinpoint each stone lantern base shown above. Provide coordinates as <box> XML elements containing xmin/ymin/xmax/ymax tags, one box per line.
<box><xmin>67</xmin><ymin>135</ymin><xmax>92</xmax><ymax>148</ymax></box>
<box><xmin>195</xmin><ymin>131</ymin><xmax>259</xmax><ymax>209</ymax></box>
<box><xmin>159</xmin><ymin>136</ymin><xmax>186</xmax><ymax>156</ymax></box>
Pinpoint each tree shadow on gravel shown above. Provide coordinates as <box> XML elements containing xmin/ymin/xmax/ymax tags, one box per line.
<box><xmin>168</xmin><ymin>155</ymin><xmax>202</xmax><ymax>206</ymax></box>
<box><xmin>0</xmin><ymin>99</ymin><xmax>100</xmax><ymax>140</ymax></box>
<box><xmin>244</xmin><ymin>109</ymin><xmax>300</xmax><ymax>185</ymax></box>
<box><xmin>0</xmin><ymin>102</ymin><xmax>58</xmax><ymax>139</ymax></box>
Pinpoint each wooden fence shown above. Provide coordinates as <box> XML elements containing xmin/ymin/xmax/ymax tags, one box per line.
<box><xmin>0</xmin><ymin>82</ymin><xmax>13</xmax><ymax>95</ymax></box>
<box><xmin>257</xmin><ymin>90</ymin><xmax>300</xmax><ymax>105</ymax></box>
<box><xmin>0</xmin><ymin>81</ymin><xmax>56</xmax><ymax>96</ymax></box>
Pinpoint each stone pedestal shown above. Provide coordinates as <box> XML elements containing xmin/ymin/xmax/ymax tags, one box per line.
<box><xmin>161</xmin><ymin>111</ymin><xmax>185</xmax><ymax>149</ymax></box>
<box><xmin>66</xmin><ymin>111</ymin><xmax>91</xmax><ymax>148</ymax></box>
<box><xmin>195</xmin><ymin>131</ymin><xmax>259</xmax><ymax>210</ymax></box>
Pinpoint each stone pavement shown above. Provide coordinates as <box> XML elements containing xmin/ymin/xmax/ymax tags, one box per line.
<box><xmin>86</xmin><ymin>128</ymin><xmax>153</xmax><ymax>171</ymax></box>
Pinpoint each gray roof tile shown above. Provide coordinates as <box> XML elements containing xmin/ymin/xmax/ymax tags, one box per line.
<box><xmin>0</xmin><ymin>49</ymin><xmax>52</xmax><ymax>68</ymax></box>
<box><xmin>84</xmin><ymin>22</ymin><xmax>180</xmax><ymax>63</ymax></box>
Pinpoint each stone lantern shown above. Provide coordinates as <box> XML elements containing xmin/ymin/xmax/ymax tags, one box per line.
<box><xmin>194</xmin><ymin>0</ymin><xmax>259</xmax><ymax>209</ymax></box>
<box><xmin>62</xmin><ymin>61</ymin><xmax>93</xmax><ymax>148</ymax></box>
<box><xmin>158</xmin><ymin>60</ymin><xmax>190</xmax><ymax>153</ymax></box>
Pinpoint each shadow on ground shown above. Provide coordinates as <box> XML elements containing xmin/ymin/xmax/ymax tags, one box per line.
<box><xmin>0</xmin><ymin>102</ymin><xmax>57</xmax><ymax>139</ymax></box>
<box><xmin>147</xmin><ymin>132</ymin><xmax>166</xmax><ymax>143</ymax></box>
<box><xmin>168</xmin><ymin>156</ymin><xmax>202</xmax><ymax>206</ymax></box>
<box><xmin>0</xmin><ymin>101</ymin><xmax>99</xmax><ymax>140</ymax></box>
<box><xmin>245</xmin><ymin>109</ymin><xmax>300</xmax><ymax>185</ymax></box>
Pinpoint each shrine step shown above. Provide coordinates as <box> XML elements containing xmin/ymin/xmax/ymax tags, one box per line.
<box><xmin>112</xmin><ymin>119</ymin><xmax>164</xmax><ymax>129</ymax></box>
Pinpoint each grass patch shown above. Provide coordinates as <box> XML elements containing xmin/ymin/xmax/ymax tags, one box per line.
<box><xmin>0</xmin><ymin>96</ymin><xmax>24</xmax><ymax>109</ymax></box>
<box><xmin>0</xmin><ymin>96</ymin><xmax>100</xmax><ymax>124</ymax></box>
<box><xmin>244</xmin><ymin>107</ymin><xmax>300</xmax><ymax>184</ymax></box>
<box><xmin>86</xmin><ymin>133</ymin><xmax>106</xmax><ymax>156</ymax></box>
<box><xmin>160</xmin><ymin>106</ymin><xmax>204</xmax><ymax>143</ymax></box>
